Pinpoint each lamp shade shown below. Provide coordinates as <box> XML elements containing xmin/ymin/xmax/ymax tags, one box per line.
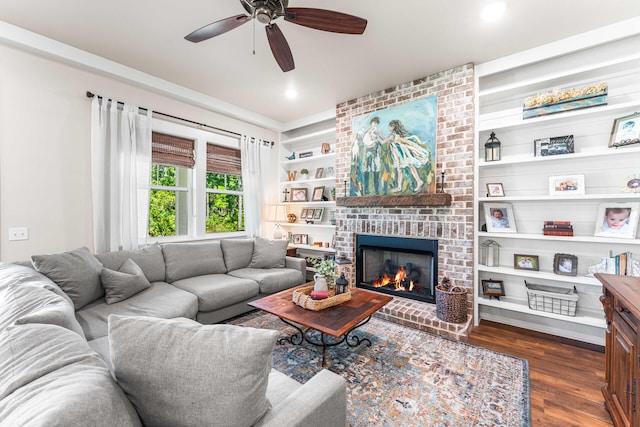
<box><xmin>268</xmin><ymin>205</ymin><xmax>288</xmax><ymax>223</ymax></box>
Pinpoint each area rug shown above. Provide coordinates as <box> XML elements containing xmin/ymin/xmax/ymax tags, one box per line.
<box><xmin>229</xmin><ymin>311</ymin><xmax>530</xmax><ymax>427</ymax></box>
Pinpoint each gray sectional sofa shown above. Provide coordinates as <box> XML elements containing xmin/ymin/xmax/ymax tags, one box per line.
<box><xmin>0</xmin><ymin>237</ymin><xmax>347</xmax><ymax>427</ymax></box>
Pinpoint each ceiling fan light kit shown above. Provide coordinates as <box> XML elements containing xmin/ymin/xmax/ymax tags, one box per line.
<box><xmin>185</xmin><ymin>0</ymin><xmax>367</xmax><ymax>72</ymax></box>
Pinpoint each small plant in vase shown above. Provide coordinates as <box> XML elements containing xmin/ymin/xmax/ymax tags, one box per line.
<box><xmin>306</xmin><ymin>257</ymin><xmax>337</xmax><ymax>293</ymax></box>
<box><xmin>300</xmin><ymin>168</ymin><xmax>309</xmax><ymax>180</ymax></box>
<box><xmin>330</xmin><ymin>188</ymin><xmax>336</xmax><ymax>200</ymax></box>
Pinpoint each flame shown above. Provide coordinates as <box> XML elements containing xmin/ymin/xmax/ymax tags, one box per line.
<box><xmin>371</xmin><ymin>266</ymin><xmax>415</xmax><ymax>291</ymax></box>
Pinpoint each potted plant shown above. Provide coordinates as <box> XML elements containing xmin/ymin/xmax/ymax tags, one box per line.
<box><xmin>330</xmin><ymin>188</ymin><xmax>336</xmax><ymax>200</ymax></box>
<box><xmin>300</xmin><ymin>168</ymin><xmax>309</xmax><ymax>179</ymax></box>
<box><xmin>306</xmin><ymin>257</ymin><xmax>337</xmax><ymax>291</ymax></box>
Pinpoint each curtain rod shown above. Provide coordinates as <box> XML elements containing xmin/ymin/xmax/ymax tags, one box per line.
<box><xmin>86</xmin><ymin>91</ymin><xmax>274</xmax><ymax>147</ymax></box>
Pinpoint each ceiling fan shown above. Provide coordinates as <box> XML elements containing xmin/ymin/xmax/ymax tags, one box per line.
<box><xmin>184</xmin><ymin>0</ymin><xmax>367</xmax><ymax>72</ymax></box>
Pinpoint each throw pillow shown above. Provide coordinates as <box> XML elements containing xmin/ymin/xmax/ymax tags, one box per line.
<box><xmin>31</xmin><ymin>247</ymin><xmax>104</xmax><ymax>310</ymax></box>
<box><xmin>101</xmin><ymin>258</ymin><xmax>151</xmax><ymax>304</ymax></box>
<box><xmin>161</xmin><ymin>241</ymin><xmax>227</xmax><ymax>283</ymax></box>
<box><xmin>248</xmin><ymin>237</ymin><xmax>288</xmax><ymax>269</ymax></box>
<box><xmin>109</xmin><ymin>315</ymin><xmax>278</xmax><ymax>427</ymax></box>
<box><xmin>220</xmin><ymin>238</ymin><xmax>254</xmax><ymax>271</ymax></box>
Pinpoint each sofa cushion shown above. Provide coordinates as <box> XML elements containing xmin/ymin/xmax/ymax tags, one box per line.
<box><xmin>228</xmin><ymin>268</ymin><xmax>304</xmax><ymax>294</ymax></box>
<box><xmin>96</xmin><ymin>243</ymin><xmax>166</xmax><ymax>283</ymax></box>
<box><xmin>0</xmin><ymin>323</ymin><xmax>141</xmax><ymax>426</ymax></box>
<box><xmin>171</xmin><ymin>274</ymin><xmax>260</xmax><ymax>312</ymax></box>
<box><xmin>75</xmin><ymin>282</ymin><xmax>198</xmax><ymax>341</ymax></box>
<box><xmin>31</xmin><ymin>247</ymin><xmax>104</xmax><ymax>310</ymax></box>
<box><xmin>109</xmin><ymin>315</ymin><xmax>278</xmax><ymax>427</ymax></box>
<box><xmin>101</xmin><ymin>259</ymin><xmax>151</xmax><ymax>304</ymax></box>
<box><xmin>248</xmin><ymin>237</ymin><xmax>288</xmax><ymax>269</ymax></box>
<box><xmin>220</xmin><ymin>238</ymin><xmax>255</xmax><ymax>271</ymax></box>
<box><xmin>0</xmin><ymin>283</ymin><xmax>85</xmax><ymax>339</ymax></box>
<box><xmin>162</xmin><ymin>241</ymin><xmax>227</xmax><ymax>283</ymax></box>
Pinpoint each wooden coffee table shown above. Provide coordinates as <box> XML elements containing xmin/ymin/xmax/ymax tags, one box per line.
<box><xmin>249</xmin><ymin>284</ymin><xmax>393</xmax><ymax>365</ymax></box>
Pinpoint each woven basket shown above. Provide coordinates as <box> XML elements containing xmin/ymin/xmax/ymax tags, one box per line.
<box><xmin>435</xmin><ymin>285</ymin><xmax>468</xmax><ymax>323</ymax></box>
<box><xmin>292</xmin><ymin>285</ymin><xmax>352</xmax><ymax>311</ymax></box>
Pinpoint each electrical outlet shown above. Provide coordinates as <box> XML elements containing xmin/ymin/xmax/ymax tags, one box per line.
<box><xmin>8</xmin><ymin>227</ymin><xmax>29</xmax><ymax>241</ymax></box>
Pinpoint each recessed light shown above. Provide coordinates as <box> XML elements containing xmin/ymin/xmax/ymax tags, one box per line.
<box><xmin>481</xmin><ymin>1</ymin><xmax>507</xmax><ymax>22</ymax></box>
<box><xmin>285</xmin><ymin>88</ymin><xmax>298</xmax><ymax>99</ymax></box>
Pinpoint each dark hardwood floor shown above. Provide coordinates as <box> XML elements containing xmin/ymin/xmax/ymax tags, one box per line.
<box><xmin>468</xmin><ymin>320</ymin><xmax>613</xmax><ymax>427</ymax></box>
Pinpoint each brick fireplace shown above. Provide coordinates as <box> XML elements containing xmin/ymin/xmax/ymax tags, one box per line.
<box><xmin>333</xmin><ymin>64</ymin><xmax>475</xmax><ymax>341</ymax></box>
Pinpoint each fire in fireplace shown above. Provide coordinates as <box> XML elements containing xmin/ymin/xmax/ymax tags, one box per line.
<box><xmin>356</xmin><ymin>234</ymin><xmax>437</xmax><ymax>304</ymax></box>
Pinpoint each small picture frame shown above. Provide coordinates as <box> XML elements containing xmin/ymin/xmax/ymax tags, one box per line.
<box><xmin>298</xmin><ymin>151</ymin><xmax>313</xmax><ymax>158</ymax></box>
<box><xmin>306</xmin><ymin>209</ymin><xmax>315</xmax><ymax>220</ymax></box>
<box><xmin>622</xmin><ymin>175</ymin><xmax>640</xmax><ymax>193</ymax></box>
<box><xmin>609</xmin><ymin>112</ymin><xmax>640</xmax><ymax>148</ymax></box>
<box><xmin>486</xmin><ymin>183</ymin><xmax>504</xmax><ymax>197</ymax></box>
<box><xmin>548</xmin><ymin>174</ymin><xmax>585</xmax><ymax>196</ymax></box>
<box><xmin>300</xmin><ymin>234</ymin><xmax>308</xmax><ymax>245</ymax></box>
<box><xmin>312</xmin><ymin>186</ymin><xmax>325</xmax><ymax>201</ymax></box>
<box><xmin>483</xmin><ymin>203</ymin><xmax>517</xmax><ymax>233</ymax></box>
<box><xmin>315</xmin><ymin>168</ymin><xmax>324</xmax><ymax>179</ymax></box>
<box><xmin>293</xmin><ymin>234</ymin><xmax>301</xmax><ymax>244</ymax></box>
<box><xmin>481</xmin><ymin>279</ymin><xmax>505</xmax><ymax>298</ymax></box>
<box><xmin>300</xmin><ymin>208</ymin><xmax>308</xmax><ymax>219</ymax></box>
<box><xmin>533</xmin><ymin>135</ymin><xmax>574</xmax><ymax>157</ymax></box>
<box><xmin>553</xmin><ymin>253</ymin><xmax>578</xmax><ymax>276</ymax></box>
<box><xmin>593</xmin><ymin>202</ymin><xmax>640</xmax><ymax>239</ymax></box>
<box><xmin>313</xmin><ymin>208</ymin><xmax>324</xmax><ymax>221</ymax></box>
<box><xmin>514</xmin><ymin>254</ymin><xmax>539</xmax><ymax>271</ymax></box>
<box><xmin>290</xmin><ymin>188</ymin><xmax>307</xmax><ymax>202</ymax></box>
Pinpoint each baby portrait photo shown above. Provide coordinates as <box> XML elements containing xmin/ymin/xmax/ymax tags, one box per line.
<box><xmin>484</xmin><ymin>203</ymin><xmax>517</xmax><ymax>233</ymax></box>
<box><xmin>593</xmin><ymin>202</ymin><xmax>640</xmax><ymax>239</ymax></box>
<box><xmin>609</xmin><ymin>112</ymin><xmax>640</xmax><ymax>148</ymax></box>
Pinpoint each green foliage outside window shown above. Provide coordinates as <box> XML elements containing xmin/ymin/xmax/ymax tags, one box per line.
<box><xmin>206</xmin><ymin>173</ymin><xmax>244</xmax><ymax>233</ymax></box>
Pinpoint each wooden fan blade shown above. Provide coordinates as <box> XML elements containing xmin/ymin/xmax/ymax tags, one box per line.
<box><xmin>284</xmin><ymin>8</ymin><xmax>367</xmax><ymax>34</ymax></box>
<box><xmin>266</xmin><ymin>23</ymin><xmax>294</xmax><ymax>72</ymax></box>
<box><xmin>185</xmin><ymin>14</ymin><xmax>250</xmax><ymax>42</ymax></box>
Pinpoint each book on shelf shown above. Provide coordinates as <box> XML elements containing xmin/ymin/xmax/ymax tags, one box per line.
<box><xmin>543</xmin><ymin>230</ymin><xmax>574</xmax><ymax>236</ymax></box>
<box><xmin>544</xmin><ymin>221</ymin><xmax>572</xmax><ymax>225</ymax></box>
<box><xmin>543</xmin><ymin>221</ymin><xmax>573</xmax><ymax>236</ymax></box>
<box><xmin>543</xmin><ymin>224</ymin><xmax>574</xmax><ymax>229</ymax></box>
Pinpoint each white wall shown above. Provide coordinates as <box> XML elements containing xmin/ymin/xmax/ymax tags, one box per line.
<box><xmin>0</xmin><ymin>44</ymin><xmax>278</xmax><ymax>262</ymax></box>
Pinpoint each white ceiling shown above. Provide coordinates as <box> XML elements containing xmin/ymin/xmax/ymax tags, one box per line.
<box><xmin>1</xmin><ymin>0</ymin><xmax>639</xmax><ymax>128</ymax></box>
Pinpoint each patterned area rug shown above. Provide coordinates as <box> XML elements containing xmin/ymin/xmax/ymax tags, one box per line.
<box><xmin>229</xmin><ymin>311</ymin><xmax>530</xmax><ymax>427</ymax></box>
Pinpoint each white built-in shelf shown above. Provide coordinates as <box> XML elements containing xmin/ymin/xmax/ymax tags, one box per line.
<box><xmin>476</xmin><ymin>296</ymin><xmax>606</xmax><ymax>328</ymax></box>
<box><xmin>281</xmin><ymin>153</ymin><xmax>336</xmax><ymax>166</ymax></box>
<box><xmin>478</xmin><ymin>231</ymin><xmax>640</xmax><ymax>245</ymax></box>
<box><xmin>479</xmin><ymin>100</ymin><xmax>640</xmax><ymax>132</ymax></box>
<box><xmin>478</xmin><ymin>193</ymin><xmax>640</xmax><ymax>202</ymax></box>
<box><xmin>280</xmin><ymin>127</ymin><xmax>336</xmax><ymax>147</ymax></box>
<box><xmin>291</xmin><ymin>244</ymin><xmax>336</xmax><ymax>253</ymax></box>
<box><xmin>283</xmin><ymin>201</ymin><xmax>336</xmax><ymax>207</ymax></box>
<box><xmin>280</xmin><ymin>177</ymin><xmax>336</xmax><ymax>186</ymax></box>
<box><xmin>477</xmin><ymin>265</ymin><xmax>601</xmax><ymax>287</ymax></box>
<box><xmin>477</xmin><ymin>145</ymin><xmax>640</xmax><ymax>168</ymax></box>
<box><xmin>281</xmin><ymin>223</ymin><xmax>336</xmax><ymax>229</ymax></box>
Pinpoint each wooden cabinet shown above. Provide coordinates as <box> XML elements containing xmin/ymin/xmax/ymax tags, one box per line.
<box><xmin>597</xmin><ymin>273</ymin><xmax>640</xmax><ymax>427</ymax></box>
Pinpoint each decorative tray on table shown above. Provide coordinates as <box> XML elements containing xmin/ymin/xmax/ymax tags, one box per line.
<box><xmin>292</xmin><ymin>285</ymin><xmax>351</xmax><ymax>311</ymax></box>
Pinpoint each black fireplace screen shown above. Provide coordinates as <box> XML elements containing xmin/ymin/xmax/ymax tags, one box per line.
<box><xmin>356</xmin><ymin>235</ymin><xmax>437</xmax><ymax>304</ymax></box>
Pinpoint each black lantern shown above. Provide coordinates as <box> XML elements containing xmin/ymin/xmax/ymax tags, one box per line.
<box><xmin>484</xmin><ymin>132</ymin><xmax>501</xmax><ymax>162</ymax></box>
<box><xmin>335</xmin><ymin>273</ymin><xmax>349</xmax><ymax>295</ymax></box>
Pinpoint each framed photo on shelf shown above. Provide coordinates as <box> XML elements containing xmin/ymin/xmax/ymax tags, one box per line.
<box><xmin>483</xmin><ymin>203</ymin><xmax>517</xmax><ymax>233</ymax></box>
<box><xmin>481</xmin><ymin>279</ymin><xmax>505</xmax><ymax>297</ymax></box>
<box><xmin>533</xmin><ymin>135</ymin><xmax>574</xmax><ymax>156</ymax></box>
<box><xmin>548</xmin><ymin>174</ymin><xmax>585</xmax><ymax>196</ymax></box>
<box><xmin>315</xmin><ymin>168</ymin><xmax>324</xmax><ymax>179</ymax></box>
<box><xmin>312</xmin><ymin>186</ymin><xmax>325</xmax><ymax>201</ymax></box>
<box><xmin>553</xmin><ymin>253</ymin><xmax>578</xmax><ymax>276</ymax></box>
<box><xmin>300</xmin><ymin>208</ymin><xmax>308</xmax><ymax>219</ymax></box>
<box><xmin>593</xmin><ymin>202</ymin><xmax>640</xmax><ymax>239</ymax></box>
<box><xmin>486</xmin><ymin>183</ymin><xmax>504</xmax><ymax>197</ymax></box>
<box><xmin>622</xmin><ymin>175</ymin><xmax>640</xmax><ymax>193</ymax></box>
<box><xmin>293</xmin><ymin>234</ymin><xmax>301</xmax><ymax>244</ymax></box>
<box><xmin>313</xmin><ymin>208</ymin><xmax>324</xmax><ymax>221</ymax></box>
<box><xmin>290</xmin><ymin>188</ymin><xmax>307</xmax><ymax>202</ymax></box>
<box><xmin>300</xmin><ymin>234</ymin><xmax>308</xmax><ymax>245</ymax></box>
<box><xmin>306</xmin><ymin>209</ymin><xmax>315</xmax><ymax>220</ymax></box>
<box><xmin>609</xmin><ymin>112</ymin><xmax>640</xmax><ymax>148</ymax></box>
<box><xmin>514</xmin><ymin>254</ymin><xmax>539</xmax><ymax>271</ymax></box>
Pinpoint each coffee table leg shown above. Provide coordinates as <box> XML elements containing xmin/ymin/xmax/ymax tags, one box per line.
<box><xmin>277</xmin><ymin>318</ymin><xmax>304</xmax><ymax>345</ymax></box>
<box><xmin>344</xmin><ymin>315</ymin><xmax>373</xmax><ymax>348</ymax></box>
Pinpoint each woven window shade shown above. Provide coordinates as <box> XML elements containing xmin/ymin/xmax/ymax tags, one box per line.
<box><xmin>207</xmin><ymin>144</ymin><xmax>242</xmax><ymax>176</ymax></box>
<box><xmin>152</xmin><ymin>132</ymin><xmax>195</xmax><ymax>168</ymax></box>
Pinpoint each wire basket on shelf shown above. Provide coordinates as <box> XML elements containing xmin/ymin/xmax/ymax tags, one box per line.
<box><xmin>525</xmin><ymin>280</ymin><xmax>578</xmax><ymax>317</ymax></box>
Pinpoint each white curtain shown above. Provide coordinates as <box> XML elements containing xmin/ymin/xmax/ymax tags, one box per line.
<box><xmin>91</xmin><ymin>96</ymin><xmax>152</xmax><ymax>253</ymax></box>
<box><xmin>241</xmin><ymin>135</ymin><xmax>263</xmax><ymax>238</ymax></box>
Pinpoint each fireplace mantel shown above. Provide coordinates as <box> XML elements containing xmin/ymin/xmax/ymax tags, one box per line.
<box><xmin>336</xmin><ymin>193</ymin><xmax>451</xmax><ymax>207</ymax></box>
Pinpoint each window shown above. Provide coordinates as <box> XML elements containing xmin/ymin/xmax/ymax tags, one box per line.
<box><xmin>148</xmin><ymin>120</ymin><xmax>244</xmax><ymax>241</ymax></box>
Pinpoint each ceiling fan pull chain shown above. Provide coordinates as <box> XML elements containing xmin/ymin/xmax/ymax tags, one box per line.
<box><xmin>252</xmin><ymin>17</ymin><xmax>256</xmax><ymax>55</ymax></box>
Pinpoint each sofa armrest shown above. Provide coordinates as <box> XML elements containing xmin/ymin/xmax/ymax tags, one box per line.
<box><xmin>256</xmin><ymin>369</ymin><xmax>346</xmax><ymax>427</ymax></box>
<box><xmin>285</xmin><ymin>256</ymin><xmax>306</xmax><ymax>283</ymax></box>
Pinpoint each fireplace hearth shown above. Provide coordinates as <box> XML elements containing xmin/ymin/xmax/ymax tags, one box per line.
<box><xmin>356</xmin><ymin>234</ymin><xmax>437</xmax><ymax>304</ymax></box>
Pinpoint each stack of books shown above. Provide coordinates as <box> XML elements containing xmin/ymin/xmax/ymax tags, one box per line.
<box><xmin>606</xmin><ymin>252</ymin><xmax>633</xmax><ymax>275</ymax></box>
<box><xmin>543</xmin><ymin>221</ymin><xmax>573</xmax><ymax>236</ymax></box>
